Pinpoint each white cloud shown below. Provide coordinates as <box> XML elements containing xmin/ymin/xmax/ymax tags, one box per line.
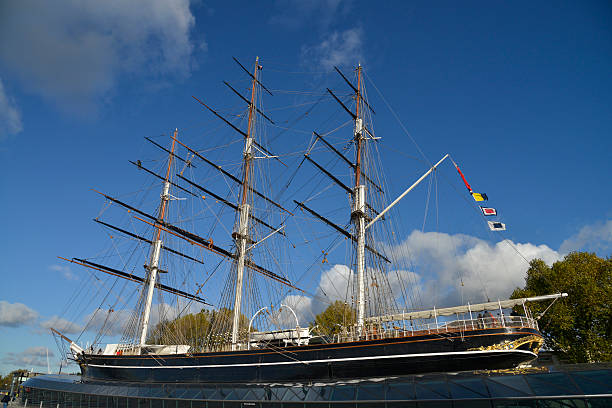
<box><xmin>0</xmin><ymin>301</ymin><xmax>38</xmax><ymax>327</ymax></box>
<box><xmin>559</xmin><ymin>219</ymin><xmax>612</xmax><ymax>255</ymax></box>
<box><xmin>0</xmin><ymin>0</ymin><xmax>196</xmax><ymax>114</ymax></box>
<box><xmin>40</xmin><ymin>316</ymin><xmax>83</xmax><ymax>335</ymax></box>
<box><xmin>49</xmin><ymin>264</ymin><xmax>78</xmax><ymax>281</ymax></box>
<box><xmin>279</xmin><ymin>230</ymin><xmax>563</xmax><ymax>326</ymax></box>
<box><xmin>277</xmin><ymin>295</ymin><xmax>314</xmax><ymax>327</ymax></box>
<box><xmin>2</xmin><ymin>347</ymin><xmax>54</xmax><ymax>368</ymax></box>
<box><xmin>318</xmin><ymin>264</ymin><xmax>353</xmax><ymax>301</ymax></box>
<box><xmin>0</xmin><ymin>78</ymin><xmax>22</xmax><ymax>138</ymax></box>
<box><xmin>388</xmin><ymin>230</ymin><xmax>562</xmax><ymax>308</ymax></box>
<box><xmin>301</xmin><ymin>27</ymin><xmax>363</xmax><ymax>71</ymax></box>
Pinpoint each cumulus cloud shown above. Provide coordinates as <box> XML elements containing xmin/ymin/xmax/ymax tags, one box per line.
<box><xmin>49</xmin><ymin>264</ymin><xmax>78</xmax><ymax>281</ymax></box>
<box><xmin>3</xmin><ymin>347</ymin><xmax>53</xmax><ymax>368</ymax></box>
<box><xmin>318</xmin><ymin>264</ymin><xmax>353</xmax><ymax>301</ymax></box>
<box><xmin>0</xmin><ymin>78</ymin><xmax>22</xmax><ymax>138</ymax></box>
<box><xmin>388</xmin><ymin>230</ymin><xmax>562</xmax><ymax>308</ymax></box>
<box><xmin>40</xmin><ymin>316</ymin><xmax>83</xmax><ymax>335</ymax></box>
<box><xmin>278</xmin><ymin>295</ymin><xmax>315</xmax><ymax>327</ymax></box>
<box><xmin>0</xmin><ymin>0</ymin><xmax>196</xmax><ymax>114</ymax></box>
<box><xmin>270</xmin><ymin>0</ymin><xmax>352</xmax><ymax>30</ymax></box>
<box><xmin>301</xmin><ymin>27</ymin><xmax>363</xmax><ymax>71</ymax></box>
<box><xmin>278</xmin><ymin>230</ymin><xmax>563</xmax><ymax>326</ymax></box>
<box><xmin>0</xmin><ymin>301</ymin><xmax>39</xmax><ymax>327</ymax></box>
<box><xmin>559</xmin><ymin>219</ymin><xmax>612</xmax><ymax>255</ymax></box>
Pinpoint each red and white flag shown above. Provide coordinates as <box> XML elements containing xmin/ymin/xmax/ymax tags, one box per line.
<box><xmin>480</xmin><ymin>206</ymin><xmax>497</xmax><ymax>216</ymax></box>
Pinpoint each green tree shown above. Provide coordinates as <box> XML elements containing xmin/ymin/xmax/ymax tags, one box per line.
<box><xmin>511</xmin><ymin>252</ymin><xmax>611</xmax><ymax>363</ymax></box>
<box><xmin>148</xmin><ymin>307</ymin><xmax>250</xmax><ymax>350</ymax></box>
<box><xmin>0</xmin><ymin>369</ymin><xmax>27</xmax><ymax>392</ymax></box>
<box><xmin>313</xmin><ymin>301</ymin><xmax>356</xmax><ymax>335</ymax></box>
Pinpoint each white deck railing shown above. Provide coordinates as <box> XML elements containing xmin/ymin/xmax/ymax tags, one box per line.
<box><xmin>335</xmin><ymin>315</ymin><xmax>539</xmax><ymax>343</ymax></box>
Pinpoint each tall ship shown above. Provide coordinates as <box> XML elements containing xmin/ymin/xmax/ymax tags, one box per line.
<box><xmin>52</xmin><ymin>57</ymin><xmax>565</xmax><ymax>383</ymax></box>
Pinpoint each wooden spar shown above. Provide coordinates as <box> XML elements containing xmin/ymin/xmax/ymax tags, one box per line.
<box><xmin>313</xmin><ymin>131</ymin><xmax>383</xmax><ymax>194</ymax></box>
<box><xmin>90</xmin><ymin>191</ymin><xmax>231</xmax><ymax>260</ymax></box>
<box><xmin>172</xmin><ymin>138</ymin><xmax>293</xmax><ymax>215</ymax></box>
<box><xmin>304</xmin><ymin>154</ymin><xmax>353</xmax><ymax>194</ymax></box>
<box><xmin>133</xmin><ymin>216</ymin><xmax>232</xmax><ymax>258</ymax></box>
<box><xmin>144</xmin><ymin>137</ymin><xmax>195</xmax><ymax>167</ymax></box>
<box><xmin>191</xmin><ymin>96</ymin><xmax>285</xmax><ymax>167</ymax></box>
<box><xmin>91</xmin><ymin>189</ymin><xmax>157</xmax><ymax>222</ymax></box>
<box><xmin>223</xmin><ymin>81</ymin><xmax>275</xmax><ymax>124</ymax></box>
<box><xmin>366</xmin><ymin>294</ymin><xmax>569</xmax><ymax>323</ymax></box>
<box><xmin>230</xmin><ymin>57</ymin><xmax>260</xmax><ymax>349</ymax></box>
<box><xmin>50</xmin><ymin>327</ymin><xmax>74</xmax><ymax>343</ymax></box>
<box><xmin>353</xmin><ymin>65</ymin><xmax>368</xmax><ymax>332</ymax></box>
<box><xmin>174</xmin><ymin>138</ymin><xmax>239</xmax><ymax>180</ymax></box>
<box><xmin>294</xmin><ymin>200</ymin><xmax>390</xmax><ymax>263</ymax></box>
<box><xmin>92</xmin><ymin>192</ymin><xmax>291</xmax><ymax>281</ymax></box>
<box><xmin>59</xmin><ymin>257</ymin><xmax>211</xmax><ymax>305</ymax></box>
<box><xmin>138</xmin><ymin>129</ymin><xmax>178</xmax><ymax>346</ymax></box>
<box><xmin>129</xmin><ymin>160</ymin><xmax>197</xmax><ymax>197</ymax></box>
<box><xmin>93</xmin><ymin>218</ymin><xmax>204</xmax><ymax>264</ymax></box>
<box><xmin>232</xmin><ymin>56</ymin><xmax>274</xmax><ymax>96</ymax></box>
<box><xmin>327</xmin><ymin>88</ymin><xmax>356</xmax><ymax>119</ymax></box>
<box><xmin>177</xmin><ymin>173</ymin><xmax>238</xmax><ymax>208</ymax></box>
<box><xmin>92</xmin><ymin>191</ymin><xmax>294</xmax><ymax>284</ymax></box>
<box><xmin>333</xmin><ymin>66</ymin><xmax>375</xmax><ymax>114</ymax></box>
<box><xmin>354</xmin><ymin>67</ymin><xmax>363</xmax><ymax>186</ymax></box>
<box><xmin>313</xmin><ymin>131</ymin><xmax>354</xmax><ymax>167</ymax></box>
<box><xmin>132</xmin><ymin>216</ymin><xmax>297</xmax><ymax>288</ymax></box>
<box><xmin>176</xmin><ymin>174</ymin><xmax>286</xmax><ymax>235</ymax></box>
<box><xmin>192</xmin><ymin>95</ymin><xmax>248</xmax><ymax>138</ymax></box>
<box><xmin>50</xmin><ymin>327</ymin><xmax>84</xmax><ymax>354</ymax></box>
<box><xmin>365</xmin><ymin>154</ymin><xmax>450</xmax><ymax>230</ymax></box>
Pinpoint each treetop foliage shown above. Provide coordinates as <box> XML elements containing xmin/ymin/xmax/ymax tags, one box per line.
<box><xmin>313</xmin><ymin>300</ymin><xmax>356</xmax><ymax>335</ymax></box>
<box><xmin>511</xmin><ymin>252</ymin><xmax>611</xmax><ymax>363</ymax></box>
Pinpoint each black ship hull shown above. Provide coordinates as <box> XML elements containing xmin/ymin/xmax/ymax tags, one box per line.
<box><xmin>79</xmin><ymin>327</ymin><xmax>542</xmax><ymax>383</ymax></box>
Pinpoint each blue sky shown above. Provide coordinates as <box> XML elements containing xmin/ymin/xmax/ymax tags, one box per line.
<box><xmin>0</xmin><ymin>1</ymin><xmax>611</xmax><ymax>374</ymax></box>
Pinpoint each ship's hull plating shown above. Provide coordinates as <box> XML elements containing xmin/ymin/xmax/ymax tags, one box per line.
<box><xmin>79</xmin><ymin>327</ymin><xmax>541</xmax><ymax>383</ymax></box>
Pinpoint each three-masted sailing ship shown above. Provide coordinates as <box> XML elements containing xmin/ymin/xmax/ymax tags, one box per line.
<box><xmin>53</xmin><ymin>57</ymin><xmax>565</xmax><ymax>383</ymax></box>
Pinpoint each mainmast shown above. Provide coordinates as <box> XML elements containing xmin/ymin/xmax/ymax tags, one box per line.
<box><xmin>139</xmin><ymin>128</ymin><xmax>178</xmax><ymax>348</ymax></box>
<box><xmin>231</xmin><ymin>57</ymin><xmax>260</xmax><ymax>349</ymax></box>
<box><xmin>353</xmin><ymin>65</ymin><xmax>367</xmax><ymax>332</ymax></box>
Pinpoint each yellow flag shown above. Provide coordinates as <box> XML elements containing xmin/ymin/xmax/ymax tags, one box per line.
<box><xmin>472</xmin><ymin>192</ymin><xmax>488</xmax><ymax>202</ymax></box>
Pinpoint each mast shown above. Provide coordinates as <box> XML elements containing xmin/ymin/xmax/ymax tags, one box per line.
<box><xmin>139</xmin><ymin>128</ymin><xmax>178</xmax><ymax>348</ymax></box>
<box><xmin>353</xmin><ymin>64</ymin><xmax>367</xmax><ymax>333</ymax></box>
<box><xmin>231</xmin><ymin>57</ymin><xmax>259</xmax><ymax>349</ymax></box>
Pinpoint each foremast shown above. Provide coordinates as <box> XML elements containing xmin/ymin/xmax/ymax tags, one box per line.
<box><xmin>231</xmin><ymin>57</ymin><xmax>260</xmax><ymax>350</ymax></box>
<box><xmin>352</xmin><ymin>65</ymin><xmax>367</xmax><ymax>333</ymax></box>
<box><xmin>139</xmin><ymin>129</ymin><xmax>178</xmax><ymax>348</ymax></box>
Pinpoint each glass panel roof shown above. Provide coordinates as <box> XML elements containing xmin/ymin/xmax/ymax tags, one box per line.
<box><xmin>525</xmin><ymin>372</ymin><xmax>579</xmax><ymax>396</ymax></box>
<box><xmin>483</xmin><ymin>378</ymin><xmax>529</xmax><ymax>398</ymax></box>
<box><xmin>450</xmin><ymin>378</ymin><xmax>490</xmax><ymax>398</ymax></box>
<box><xmin>356</xmin><ymin>384</ymin><xmax>385</xmax><ymax>400</ymax></box>
<box><xmin>446</xmin><ymin>381</ymin><xmax>488</xmax><ymax>399</ymax></box>
<box><xmin>386</xmin><ymin>383</ymin><xmax>415</xmax><ymax>400</ymax></box>
<box><xmin>330</xmin><ymin>385</ymin><xmax>356</xmax><ymax>401</ymax></box>
<box><xmin>571</xmin><ymin>370</ymin><xmax>612</xmax><ymax>395</ymax></box>
<box><xmin>489</xmin><ymin>375</ymin><xmax>533</xmax><ymax>395</ymax></box>
<box><xmin>20</xmin><ymin>367</ymin><xmax>612</xmax><ymax>403</ymax></box>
